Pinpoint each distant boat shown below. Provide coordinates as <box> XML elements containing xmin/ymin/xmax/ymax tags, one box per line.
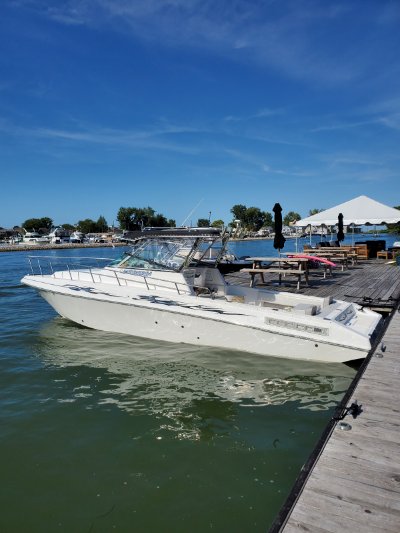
<box><xmin>22</xmin><ymin>231</ymin><xmax>50</xmax><ymax>245</ymax></box>
<box><xmin>70</xmin><ymin>231</ymin><xmax>84</xmax><ymax>243</ymax></box>
<box><xmin>48</xmin><ymin>227</ymin><xmax>70</xmax><ymax>244</ymax></box>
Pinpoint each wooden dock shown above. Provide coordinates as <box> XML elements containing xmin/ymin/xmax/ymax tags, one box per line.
<box><xmin>271</xmin><ymin>308</ymin><xmax>400</xmax><ymax>532</ymax></box>
<box><xmin>226</xmin><ymin>259</ymin><xmax>400</xmax><ymax>311</ymax></box>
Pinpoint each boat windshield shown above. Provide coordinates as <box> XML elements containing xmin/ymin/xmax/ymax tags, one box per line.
<box><xmin>113</xmin><ymin>238</ymin><xmax>198</xmax><ymax>271</ymax></box>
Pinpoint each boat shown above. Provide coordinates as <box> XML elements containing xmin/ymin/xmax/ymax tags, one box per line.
<box><xmin>201</xmin><ymin>254</ymin><xmax>252</xmax><ymax>274</ymax></box>
<box><xmin>70</xmin><ymin>231</ymin><xmax>84</xmax><ymax>243</ymax></box>
<box><xmin>21</xmin><ymin>228</ymin><xmax>382</xmax><ymax>363</ymax></box>
<box><xmin>194</xmin><ymin>245</ymin><xmax>252</xmax><ymax>273</ymax></box>
<box><xmin>48</xmin><ymin>227</ymin><xmax>71</xmax><ymax>244</ymax></box>
<box><xmin>22</xmin><ymin>231</ymin><xmax>50</xmax><ymax>244</ymax></box>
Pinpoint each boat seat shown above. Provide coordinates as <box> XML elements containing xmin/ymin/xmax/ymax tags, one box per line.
<box><xmin>293</xmin><ymin>303</ymin><xmax>317</xmax><ymax>316</ymax></box>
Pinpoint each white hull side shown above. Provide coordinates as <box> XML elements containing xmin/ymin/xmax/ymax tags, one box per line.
<box><xmin>39</xmin><ymin>290</ymin><xmax>366</xmax><ymax>363</ymax></box>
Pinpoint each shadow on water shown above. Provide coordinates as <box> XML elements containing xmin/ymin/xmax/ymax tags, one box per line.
<box><xmin>36</xmin><ymin>317</ymin><xmax>356</xmax><ymax>423</ymax></box>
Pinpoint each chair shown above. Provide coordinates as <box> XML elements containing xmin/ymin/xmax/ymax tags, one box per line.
<box><xmin>354</xmin><ymin>244</ymin><xmax>368</xmax><ymax>260</ymax></box>
<box><xmin>377</xmin><ymin>250</ymin><xmax>394</xmax><ymax>260</ymax></box>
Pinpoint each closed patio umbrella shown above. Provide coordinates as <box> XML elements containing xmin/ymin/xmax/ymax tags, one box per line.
<box><xmin>273</xmin><ymin>203</ymin><xmax>286</xmax><ymax>252</ymax></box>
<box><xmin>337</xmin><ymin>213</ymin><xmax>345</xmax><ymax>242</ymax></box>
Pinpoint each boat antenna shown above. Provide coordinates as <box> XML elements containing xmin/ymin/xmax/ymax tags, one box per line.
<box><xmin>180</xmin><ymin>198</ymin><xmax>204</xmax><ymax>227</ymax></box>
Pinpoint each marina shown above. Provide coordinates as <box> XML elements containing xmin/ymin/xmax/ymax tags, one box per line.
<box><xmin>4</xmin><ymin>2</ymin><xmax>400</xmax><ymax>530</ymax></box>
<box><xmin>1</xmin><ymin>236</ymin><xmax>400</xmax><ymax>531</ymax></box>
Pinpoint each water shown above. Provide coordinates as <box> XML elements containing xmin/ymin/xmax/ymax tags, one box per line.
<box><xmin>2</xmin><ymin>238</ymin><xmax>391</xmax><ymax>532</ymax></box>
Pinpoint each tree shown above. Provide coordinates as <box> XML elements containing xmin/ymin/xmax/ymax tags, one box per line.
<box><xmin>309</xmin><ymin>208</ymin><xmax>324</xmax><ymax>216</ymax></box>
<box><xmin>197</xmin><ymin>218</ymin><xmax>210</xmax><ymax>227</ymax></box>
<box><xmin>230</xmin><ymin>205</ymin><xmax>272</xmax><ymax>231</ymax></box>
<box><xmin>386</xmin><ymin>205</ymin><xmax>400</xmax><ymax>233</ymax></box>
<box><xmin>283</xmin><ymin>211</ymin><xmax>301</xmax><ymax>226</ymax></box>
<box><xmin>96</xmin><ymin>215</ymin><xmax>108</xmax><ymax>232</ymax></box>
<box><xmin>76</xmin><ymin>219</ymin><xmax>98</xmax><ymax>234</ymax></box>
<box><xmin>230</xmin><ymin>204</ymin><xmax>247</xmax><ymax>224</ymax></box>
<box><xmin>263</xmin><ymin>211</ymin><xmax>273</xmax><ymax>228</ymax></box>
<box><xmin>243</xmin><ymin>207</ymin><xmax>266</xmax><ymax>231</ymax></box>
<box><xmin>60</xmin><ymin>223</ymin><xmax>75</xmax><ymax>231</ymax></box>
<box><xmin>22</xmin><ymin>217</ymin><xmax>53</xmax><ymax>232</ymax></box>
<box><xmin>117</xmin><ymin>206</ymin><xmax>174</xmax><ymax>230</ymax></box>
<box><xmin>211</xmin><ymin>219</ymin><xmax>224</xmax><ymax>228</ymax></box>
<box><xmin>150</xmin><ymin>213</ymin><xmax>173</xmax><ymax>227</ymax></box>
<box><xmin>117</xmin><ymin>207</ymin><xmax>136</xmax><ymax>230</ymax></box>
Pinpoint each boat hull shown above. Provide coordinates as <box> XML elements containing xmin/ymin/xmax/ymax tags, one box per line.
<box><xmin>38</xmin><ymin>288</ymin><xmax>368</xmax><ymax>364</ymax></box>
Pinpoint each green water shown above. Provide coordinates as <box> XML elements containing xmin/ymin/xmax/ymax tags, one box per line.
<box><xmin>0</xmin><ymin>249</ymin><xmax>356</xmax><ymax>532</ymax></box>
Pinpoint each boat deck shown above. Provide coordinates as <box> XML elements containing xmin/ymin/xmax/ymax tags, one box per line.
<box><xmin>226</xmin><ymin>259</ymin><xmax>400</xmax><ymax>311</ymax></box>
<box><xmin>271</xmin><ymin>307</ymin><xmax>400</xmax><ymax>532</ymax></box>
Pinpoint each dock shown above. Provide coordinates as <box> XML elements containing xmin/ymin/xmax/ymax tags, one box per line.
<box><xmin>226</xmin><ymin>259</ymin><xmax>400</xmax><ymax>311</ymax></box>
<box><xmin>271</xmin><ymin>308</ymin><xmax>400</xmax><ymax>532</ymax></box>
<box><xmin>255</xmin><ymin>259</ymin><xmax>400</xmax><ymax>532</ymax></box>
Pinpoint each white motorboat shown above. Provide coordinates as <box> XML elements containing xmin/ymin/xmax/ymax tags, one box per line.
<box><xmin>48</xmin><ymin>227</ymin><xmax>71</xmax><ymax>244</ymax></box>
<box><xmin>22</xmin><ymin>231</ymin><xmax>50</xmax><ymax>244</ymax></box>
<box><xmin>70</xmin><ymin>231</ymin><xmax>84</xmax><ymax>243</ymax></box>
<box><xmin>21</xmin><ymin>228</ymin><xmax>382</xmax><ymax>363</ymax></box>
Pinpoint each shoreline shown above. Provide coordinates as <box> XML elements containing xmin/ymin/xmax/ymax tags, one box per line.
<box><xmin>0</xmin><ymin>242</ymin><xmax>127</xmax><ymax>253</ymax></box>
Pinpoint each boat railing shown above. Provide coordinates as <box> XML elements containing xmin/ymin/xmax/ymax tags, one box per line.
<box><xmin>27</xmin><ymin>256</ymin><xmax>193</xmax><ymax>296</ymax></box>
<box><xmin>27</xmin><ymin>255</ymin><xmax>113</xmax><ymax>275</ymax></box>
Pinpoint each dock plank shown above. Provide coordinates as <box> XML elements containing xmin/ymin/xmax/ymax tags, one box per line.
<box><xmin>274</xmin><ymin>310</ymin><xmax>400</xmax><ymax>533</ymax></box>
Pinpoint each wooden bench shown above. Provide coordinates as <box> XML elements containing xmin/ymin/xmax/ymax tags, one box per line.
<box><xmin>376</xmin><ymin>250</ymin><xmax>394</xmax><ymax>260</ymax></box>
<box><xmin>241</xmin><ymin>268</ymin><xmax>309</xmax><ymax>291</ymax></box>
<box><xmin>354</xmin><ymin>244</ymin><xmax>368</xmax><ymax>259</ymax></box>
<box><xmin>329</xmin><ymin>254</ymin><xmax>349</xmax><ymax>271</ymax></box>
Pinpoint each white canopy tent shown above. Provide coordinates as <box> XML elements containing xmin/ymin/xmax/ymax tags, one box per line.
<box><xmin>295</xmin><ymin>195</ymin><xmax>400</xmax><ymax>227</ymax></box>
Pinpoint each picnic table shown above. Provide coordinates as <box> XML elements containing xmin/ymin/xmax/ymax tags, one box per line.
<box><xmin>281</xmin><ymin>252</ymin><xmax>335</xmax><ymax>278</ymax></box>
<box><xmin>241</xmin><ymin>256</ymin><xmax>309</xmax><ymax>290</ymax></box>
<box><xmin>304</xmin><ymin>246</ymin><xmax>359</xmax><ymax>265</ymax></box>
<box><xmin>301</xmin><ymin>249</ymin><xmax>352</xmax><ymax>270</ymax></box>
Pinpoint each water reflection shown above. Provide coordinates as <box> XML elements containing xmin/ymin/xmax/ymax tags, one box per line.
<box><xmin>37</xmin><ymin>318</ymin><xmax>356</xmax><ymax>428</ymax></box>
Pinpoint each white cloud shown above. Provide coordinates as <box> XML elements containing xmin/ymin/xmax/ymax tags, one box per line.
<box><xmin>379</xmin><ymin>114</ymin><xmax>400</xmax><ymax>130</ymax></box>
<box><xmin>0</xmin><ymin>118</ymin><xmax>203</xmax><ymax>154</ymax></box>
<box><xmin>9</xmin><ymin>0</ymin><xmax>396</xmax><ymax>86</ymax></box>
<box><xmin>310</xmin><ymin>119</ymin><xmax>380</xmax><ymax>133</ymax></box>
<box><xmin>224</xmin><ymin>108</ymin><xmax>284</xmax><ymax>122</ymax></box>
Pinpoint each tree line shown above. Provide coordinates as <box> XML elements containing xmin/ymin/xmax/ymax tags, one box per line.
<box><xmin>16</xmin><ymin>204</ymin><xmax>400</xmax><ymax>234</ymax></box>
<box><xmin>20</xmin><ymin>215</ymin><xmax>109</xmax><ymax>234</ymax></box>
<box><xmin>19</xmin><ymin>205</ymin><xmax>302</xmax><ymax>234</ymax></box>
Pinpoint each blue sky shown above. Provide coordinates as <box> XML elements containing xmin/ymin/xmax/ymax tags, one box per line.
<box><xmin>1</xmin><ymin>0</ymin><xmax>400</xmax><ymax>228</ymax></box>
